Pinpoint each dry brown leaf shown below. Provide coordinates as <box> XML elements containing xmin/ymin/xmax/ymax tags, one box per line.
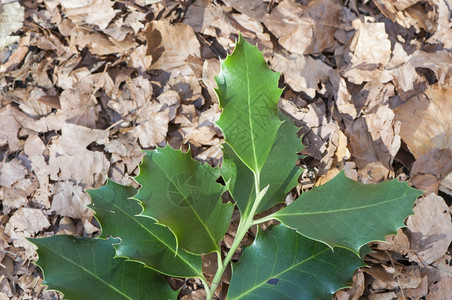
<box><xmin>0</xmin><ymin>158</ymin><xmax>27</xmax><ymax>188</ymax></box>
<box><xmin>202</xmin><ymin>58</ymin><xmax>221</xmax><ymax>99</ymax></box>
<box><xmin>411</xmin><ymin>149</ymin><xmax>452</xmax><ymax>194</ymax></box>
<box><xmin>74</xmin><ymin>29</ymin><xmax>138</xmax><ymax>56</ymax></box>
<box><xmin>409</xmin><ymin>50</ymin><xmax>452</xmax><ymax>87</ymax></box>
<box><xmin>375</xmin><ymin>228</ymin><xmax>411</xmax><ymax>254</ymax></box>
<box><xmin>184</xmin><ymin>125</ymin><xmax>220</xmax><ymax>147</ymax></box>
<box><xmin>107</xmin><ymin>73</ymin><xmax>150</xmax><ymax>118</ymax></box>
<box><xmin>270</xmin><ymin>52</ymin><xmax>331</xmax><ymax>98</ymax></box>
<box><xmin>24</xmin><ymin>135</ymin><xmax>52</xmax><ymax>209</ymax></box>
<box><xmin>146</xmin><ymin>21</ymin><xmax>201</xmax><ymax>70</ymax></box>
<box><xmin>7</xmin><ymin>87</ymin><xmax>53</xmax><ymax>117</ymax></box>
<box><xmin>426</xmin><ymin>278</ymin><xmax>452</xmax><ymax>300</ymax></box>
<box><xmin>59</xmin><ymin>0</ymin><xmax>117</xmax><ymax>30</ymax></box>
<box><xmin>128</xmin><ymin>45</ymin><xmax>152</xmax><ymax>73</ymax></box>
<box><xmin>183</xmin><ymin>0</ymin><xmax>229</xmax><ymax>34</ymax></box>
<box><xmin>334</xmin><ymin>270</ymin><xmax>365</xmax><ymax>300</ymax></box>
<box><xmin>56</xmin><ymin>216</ymin><xmax>77</xmax><ymax>235</ymax></box>
<box><xmin>374</xmin><ymin>0</ymin><xmax>436</xmax><ymax>32</ymax></box>
<box><xmin>315</xmin><ymin>130</ymin><xmax>349</xmax><ymax>186</ymax></box>
<box><xmin>406</xmin><ymin>194</ymin><xmax>452</xmax><ymax>265</ymax></box>
<box><xmin>342</xmin><ymin>18</ymin><xmax>391</xmax><ymax>84</ymax></box>
<box><xmin>130</xmin><ymin>104</ymin><xmax>169</xmax><ymax>148</ymax></box>
<box><xmin>394</xmin><ymin>84</ymin><xmax>452</xmax><ymax>159</ymax></box>
<box><xmin>4</xmin><ymin>208</ymin><xmax>51</xmax><ymax>257</ymax></box>
<box><xmin>330</xmin><ymin>73</ymin><xmax>358</xmax><ymax>126</ymax></box>
<box><xmin>427</xmin><ymin>0</ymin><xmax>452</xmax><ymax>50</ymax></box>
<box><xmin>0</xmin><ymin>35</ymin><xmax>29</xmax><ymax>73</ymax></box>
<box><xmin>221</xmin><ymin>0</ymin><xmax>267</xmax><ymax>20</ymax></box>
<box><xmin>51</xmin><ymin>181</ymin><xmax>93</xmax><ymax>219</ymax></box>
<box><xmin>129</xmin><ymin>90</ymin><xmax>180</xmax><ymax>148</ymax></box>
<box><xmin>365</xmin><ymin>104</ymin><xmax>401</xmax><ymax>170</ymax></box>
<box><xmin>0</xmin><ymin>105</ymin><xmax>21</xmax><ymax>151</ymax></box>
<box><xmin>390</xmin><ymin>50</ymin><xmax>452</xmax><ymax>99</ymax></box>
<box><xmin>345</xmin><ymin>118</ymin><xmax>390</xmax><ymax>183</ymax></box>
<box><xmin>230</xmin><ymin>13</ymin><xmax>272</xmax><ymax>51</ymax></box>
<box><xmin>5</xmin><ymin>208</ymin><xmax>50</xmax><ymax>234</ymax></box>
<box><xmin>0</xmin><ymin>2</ymin><xmax>24</xmax><ymax>50</ymax></box>
<box><xmin>262</xmin><ymin>0</ymin><xmax>341</xmax><ymax>55</ymax></box>
<box><xmin>60</xmin><ymin>72</ymin><xmax>114</xmax><ymax>128</ymax></box>
<box><xmin>23</xmin><ymin>135</ymin><xmax>46</xmax><ymax>157</ymax></box>
<box><xmin>104</xmin><ymin>133</ymin><xmax>144</xmax><ymax>185</ymax></box>
<box><xmin>48</xmin><ymin>124</ymin><xmax>110</xmax><ymax>187</ymax></box>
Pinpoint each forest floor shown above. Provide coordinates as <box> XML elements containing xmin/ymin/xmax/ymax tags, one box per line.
<box><xmin>0</xmin><ymin>0</ymin><xmax>451</xmax><ymax>299</ymax></box>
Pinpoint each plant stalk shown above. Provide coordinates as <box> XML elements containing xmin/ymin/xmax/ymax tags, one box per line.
<box><xmin>206</xmin><ymin>172</ymin><xmax>268</xmax><ymax>300</ymax></box>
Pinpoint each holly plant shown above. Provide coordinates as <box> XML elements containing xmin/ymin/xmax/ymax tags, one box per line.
<box><xmin>30</xmin><ymin>35</ymin><xmax>422</xmax><ymax>300</ymax></box>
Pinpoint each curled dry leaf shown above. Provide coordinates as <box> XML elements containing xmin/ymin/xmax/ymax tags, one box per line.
<box><xmin>426</xmin><ymin>278</ymin><xmax>452</xmax><ymax>300</ymax></box>
<box><xmin>0</xmin><ymin>158</ymin><xmax>35</xmax><ymax>213</ymax></box>
<box><xmin>0</xmin><ymin>158</ymin><xmax>27</xmax><ymax>188</ymax></box>
<box><xmin>48</xmin><ymin>124</ymin><xmax>110</xmax><ymax>188</ymax></box>
<box><xmin>270</xmin><ymin>52</ymin><xmax>331</xmax><ymax>98</ymax></box>
<box><xmin>343</xmin><ymin>19</ymin><xmax>391</xmax><ymax>84</ymax></box>
<box><xmin>411</xmin><ymin>149</ymin><xmax>452</xmax><ymax>194</ymax></box>
<box><xmin>145</xmin><ymin>20</ymin><xmax>201</xmax><ymax>71</ymax></box>
<box><xmin>24</xmin><ymin>135</ymin><xmax>52</xmax><ymax>209</ymax></box>
<box><xmin>427</xmin><ymin>0</ymin><xmax>452</xmax><ymax>49</ymax></box>
<box><xmin>315</xmin><ymin>130</ymin><xmax>349</xmax><ymax>186</ymax></box>
<box><xmin>73</xmin><ymin>28</ymin><xmax>138</xmax><ymax>56</ymax></box>
<box><xmin>59</xmin><ymin>0</ymin><xmax>117</xmax><ymax>30</ymax></box>
<box><xmin>129</xmin><ymin>90</ymin><xmax>180</xmax><ymax>148</ymax></box>
<box><xmin>183</xmin><ymin>0</ymin><xmax>229</xmax><ymax>35</ymax></box>
<box><xmin>104</xmin><ymin>133</ymin><xmax>144</xmax><ymax>185</ymax></box>
<box><xmin>374</xmin><ymin>0</ymin><xmax>436</xmax><ymax>32</ymax></box>
<box><xmin>394</xmin><ymin>84</ymin><xmax>452</xmax><ymax>159</ymax></box>
<box><xmin>51</xmin><ymin>181</ymin><xmax>93</xmax><ymax>219</ymax></box>
<box><xmin>60</xmin><ymin>72</ymin><xmax>114</xmax><ymax>128</ymax></box>
<box><xmin>0</xmin><ymin>2</ymin><xmax>24</xmax><ymax>49</ymax></box>
<box><xmin>4</xmin><ymin>208</ymin><xmax>50</xmax><ymax>257</ymax></box>
<box><xmin>406</xmin><ymin>194</ymin><xmax>452</xmax><ymax>265</ymax></box>
<box><xmin>262</xmin><ymin>0</ymin><xmax>341</xmax><ymax>55</ymax></box>
<box><xmin>390</xmin><ymin>50</ymin><xmax>452</xmax><ymax>99</ymax></box>
<box><xmin>0</xmin><ymin>105</ymin><xmax>21</xmax><ymax>151</ymax></box>
<box><xmin>365</xmin><ymin>104</ymin><xmax>401</xmax><ymax>171</ymax></box>
<box><xmin>345</xmin><ymin>117</ymin><xmax>391</xmax><ymax>183</ymax></box>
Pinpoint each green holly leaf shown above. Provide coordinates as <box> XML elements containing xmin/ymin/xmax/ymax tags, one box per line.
<box><xmin>87</xmin><ymin>179</ymin><xmax>203</xmax><ymax>278</ymax></box>
<box><xmin>274</xmin><ymin>172</ymin><xmax>423</xmax><ymax>254</ymax></box>
<box><xmin>222</xmin><ymin>114</ymin><xmax>303</xmax><ymax>215</ymax></box>
<box><xmin>228</xmin><ymin>225</ymin><xmax>364</xmax><ymax>300</ymax></box>
<box><xmin>215</xmin><ymin>34</ymin><xmax>283</xmax><ymax>174</ymax></box>
<box><xmin>30</xmin><ymin>235</ymin><xmax>177</xmax><ymax>300</ymax></box>
<box><xmin>134</xmin><ymin>146</ymin><xmax>234</xmax><ymax>255</ymax></box>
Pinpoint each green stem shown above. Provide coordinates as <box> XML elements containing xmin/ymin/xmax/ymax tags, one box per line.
<box><xmin>251</xmin><ymin>213</ymin><xmax>277</xmax><ymax>226</ymax></box>
<box><xmin>206</xmin><ymin>172</ymin><xmax>268</xmax><ymax>300</ymax></box>
<box><xmin>200</xmin><ymin>277</ymin><xmax>211</xmax><ymax>297</ymax></box>
<box><xmin>207</xmin><ymin>216</ymin><xmax>251</xmax><ymax>300</ymax></box>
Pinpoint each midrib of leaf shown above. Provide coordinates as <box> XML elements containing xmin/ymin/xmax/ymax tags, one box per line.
<box><xmin>41</xmin><ymin>244</ymin><xmax>132</xmax><ymax>300</ymax></box>
<box><xmin>106</xmin><ymin>199</ymin><xmax>202</xmax><ymax>277</ymax></box>
<box><xmin>276</xmin><ymin>194</ymin><xmax>413</xmax><ymax>217</ymax></box>
<box><xmin>244</xmin><ymin>52</ymin><xmax>259</xmax><ymax>174</ymax></box>
<box><xmin>153</xmin><ymin>159</ymin><xmax>219</xmax><ymax>252</ymax></box>
<box><xmin>232</xmin><ymin>246</ymin><xmax>331</xmax><ymax>299</ymax></box>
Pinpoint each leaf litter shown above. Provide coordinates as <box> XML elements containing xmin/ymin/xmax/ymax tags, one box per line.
<box><xmin>0</xmin><ymin>0</ymin><xmax>451</xmax><ymax>299</ymax></box>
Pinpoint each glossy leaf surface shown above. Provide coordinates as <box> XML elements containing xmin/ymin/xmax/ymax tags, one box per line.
<box><xmin>228</xmin><ymin>225</ymin><xmax>364</xmax><ymax>300</ymax></box>
<box><xmin>88</xmin><ymin>179</ymin><xmax>203</xmax><ymax>278</ymax></box>
<box><xmin>222</xmin><ymin>114</ymin><xmax>303</xmax><ymax>215</ymax></box>
<box><xmin>134</xmin><ymin>146</ymin><xmax>234</xmax><ymax>254</ymax></box>
<box><xmin>215</xmin><ymin>34</ymin><xmax>283</xmax><ymax>173</ymax></box>
<box><xmin>274</xmin><ymin>172</ymin><xmax>423</xmax><ymax>253</ymax></box>
<box><xmin>31</xmin><ymin>235</ymin><xmax>176</xmax><ymax>300</ymax></box>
